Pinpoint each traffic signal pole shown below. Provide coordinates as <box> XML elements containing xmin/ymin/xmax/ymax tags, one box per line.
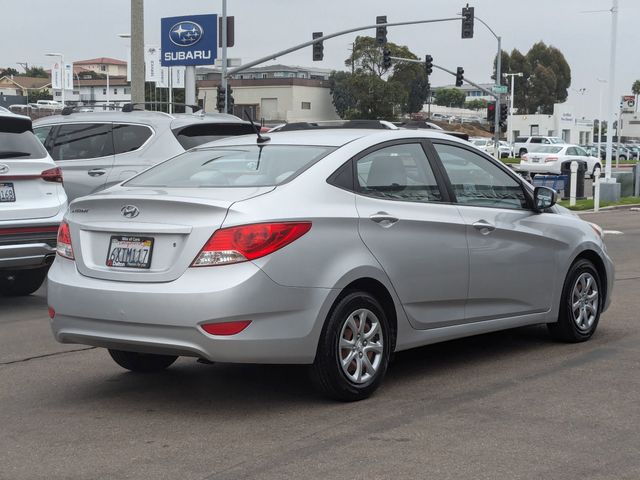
<box><xmin>226</xmin><ymin>17</ymin><xmax>460</xmax><ymax>77</ymax></box>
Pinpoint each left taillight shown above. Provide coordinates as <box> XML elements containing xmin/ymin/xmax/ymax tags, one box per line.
<box><xmin>41</xmin><ymin>167</ymin><xmax>63</xmax><ymax>184</ymax></box>
<box><xmin>56</xmin><ymin>221</ymin><xmax>74</xmax><ymax>260</ymax></box>
<box><xmin>544</xmin><ymin>156</ymin><xmax>559</xmax><ymax>163</ymax></box>
<box><xmin>192</xmin><ymin>222</ymin><xmax>312</xmax><ymax>267</ymax></box>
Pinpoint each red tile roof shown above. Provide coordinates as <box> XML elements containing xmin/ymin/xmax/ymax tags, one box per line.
<box><xmin>74</xmin><ymin>57</ymin><xmax>127</xmax><ymax>66</ymax></box>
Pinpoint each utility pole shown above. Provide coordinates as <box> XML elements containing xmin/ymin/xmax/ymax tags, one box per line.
<box><xmin>221</xmin><ymin>0</ymin><xmax>228</xmax><ymax>112</ymax></box>
<box><xmin>130</xmin><ymin>0</ymin><xmax>145</xmax><ymax>104</ymax></box>
<box><xmin>505</xmin><ymin>72</ymin><xmax>522</xmax><ymax>147</ymax></box>
<box><xmin>604</xmin><ymin>0</ymin><xmax>618</xmax><ymax>181</ymax></box>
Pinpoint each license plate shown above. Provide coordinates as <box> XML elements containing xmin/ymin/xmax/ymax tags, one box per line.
<box><xmin>106</xmin><ymin>236</ymin><xmax>154</xmax><ymax>269</ymax></box>
<box><xmin>531</xmin><ymin>157</ymin><xmax>541</xmax><ymax>163</ymax></box>
<box><xmin>0</xmin><ymin>183</ymin><xmax>16</xmax><ymax>202</ymax></box>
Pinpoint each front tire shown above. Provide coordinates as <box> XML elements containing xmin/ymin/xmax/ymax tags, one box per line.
<box><xmin>311</xmin><ymin>291</ymin><xmax>391</xmax><ymax>401</ymax></box>
<box><xmin>548</xmin><ymin>259</ymin><xmax>602</xmax><ymax>342</ymax></box>
<box><xmin>108</xmin><ymin>349</ymin><xmax>177</xmax><ymax>372</ymax></box>
<box><xmin>0</xmin><ymin>267</ymin><xmax>48</xmax><ymax>297</ymax></box>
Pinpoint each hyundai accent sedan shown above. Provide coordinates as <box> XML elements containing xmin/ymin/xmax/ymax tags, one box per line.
<box><xmin>48</xmin><ymin>129</ymin><xmax>614</xmax><ymax>401</ymax></box>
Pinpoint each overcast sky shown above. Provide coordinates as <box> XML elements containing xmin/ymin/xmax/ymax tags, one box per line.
<box><xmin>3</xmin><ymin>0</ymin><xmax>638</xmax><ymax>118</ymax></box>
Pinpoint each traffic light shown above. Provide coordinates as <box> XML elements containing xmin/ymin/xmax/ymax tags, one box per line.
<box><xmin>461</xmin><ymin>5</ymin><xmax>475</xmax><ymax>39</ymax></box>
<box><xmin>487</xmin><ymin>101</ymin><xmax>496</xmax><ymax>123</ymax></box>
<box><xmin>455</xmin><ymin>67</ymin><xmax>464</xmax><ymax>87</ymax></box>
<box><xmin>425</xmin><ymin>54</ymin><xmax>433</xmax><ymax>76</ymax></box>
<box><xmin>499</xmin><ymin>103</ymin><xmax>508</xmax><ymax>123</ymax></box>
<box><xmin>376</xmin><ymin>16</ymin><xmax>388</xmax><ymax>45</ymax></box>
<box><xmin>382</xmin><ymin>48</ymin><xmax>392</xmax><ymax>69</ymax></box>
<box><xmin>216</xmin><ymin>86</ymin><xmax>226</xmax><ymax>112</ymax></box>
<box><xmin>312</xmin><ymin>32</ymin><xmax>324</xmax><ymax>61</ymax></box>
<box><xmin>226</xmin><ymin>86</ymin><xmax>234</xmax><ymax>114</ymax></box>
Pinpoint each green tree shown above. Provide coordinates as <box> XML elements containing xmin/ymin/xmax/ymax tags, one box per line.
<box><xmin>329</xmin><ymin>36</ymin><xmax>420</xmax><ymax>119</ymax></box>
<box><xmin>0</xmin><ymin>67</ymin><xmax>19</xmax><ymax>77</ymax></box>
<box><xmin>492</xmin><ymin>50</ymin><xmax>511</xmax><ymax>85</ymax></box>
<box><xmin>508</xmin><ymin>48</ymin><xmax>531</xmax><ymax>113</ymax></box>
<box><xmin>528</xmin><ymin>64</ymin><xmax>557</xmax><ymax>114</ymax></box>
<box><xmin>27</xmin><ymin>89</ymin><xmax>53</xmax><ymax>102</ymax></box>
<box><xmin>24</xmin><ymin>66</ymin><xmax>48</xmax><ymax>78</ymax></box>
<box><xmin>633</xmin><ymin>80</ymin><xmax>640</xmax><ymax>96</ymax></box>
<box><xmin>433</xmin><ymin>88</ymin><xmax>466</xmax><ymax>108</ymax></box>
<box><xmin>465</xmin><ymin>99</ymin><xmax>488</xmax><ymax>110</ymax></box>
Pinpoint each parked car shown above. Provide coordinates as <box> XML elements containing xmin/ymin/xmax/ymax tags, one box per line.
<box><xmin>36</xmin><ymin>100</ymin><xmax>62</xmax><ymax>111</ymax></box>
<box><xmin>513</xmin><ymin>135</ymin><xmax>566</xmax><ymax>157</ymax></box>
<box><xmin>626</xmin><ymin>145</ymin><xmax>640</xmax><ymax>160</ymax></box>
<box><xmin>48</xmin><ymin>128</ymin><xmax>613</xmax><ymax>401</ymax></box>
<box><xmin>518</xmin><ymin>144</ymin><xmax>601</xmax><ymax>177</ymax></box>
<box><xmin>499</xmin><ymin>141</ymin><xmax>514</xmax><ymax>158</ymax></box>
<box><xmin>0</xmin><ymin>112</ymin><xmax>67</xmax><ymax>296</ymax></box>
<box><xmin>470</xmin><ymin>137</ymin><xmax>495</xmax><ymax>155</ymax></box>
<box><xmin>34</xmin><ymin>109</ymin><xmax>256</xmax><ymax>201</ymax></box>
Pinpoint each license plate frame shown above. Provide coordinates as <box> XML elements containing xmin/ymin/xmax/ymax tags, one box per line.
<box><xmin>0</xmin><ymin>182</ymin><xmax>16</xmax><ymax>202</ymax></box>
<box><xmin>106</xmin><ymin>235</ymin><xmax>154</xmax><ymax>269</ymax></box>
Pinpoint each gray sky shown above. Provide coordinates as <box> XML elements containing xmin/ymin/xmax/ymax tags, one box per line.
<box><xmin>4</xmin><ymin>0</ymin><xmax>639</xmax><ymax>118</ymax></box>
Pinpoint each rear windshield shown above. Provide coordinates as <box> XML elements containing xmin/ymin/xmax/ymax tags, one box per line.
<box><xmin>0</xmin><ymin>131</ymin><xmax>47</xmax><ymax>159</ymax></box>
<box><xmin>172</xmin><ymin>123</ymin><xmax>257</xmax><ymax>149</ymax></box>
<box><xmin>533</xmin><ymin>146</ymin><xmax>563</xmax><ymax>154</ymax></box>
<box><xmin>126</xmin><ymin>145</ymin><xmax>335</xmax><ymax>188</ymax></box>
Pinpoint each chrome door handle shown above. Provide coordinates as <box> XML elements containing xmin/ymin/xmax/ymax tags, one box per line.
<box><xmin>369</xmin><ymin>212</ymin><xmax>399</xmax><ymax>227</ymax></box>
<box><xmin>88</xmin><ymin>169</ymin><xmax>106</xmax><ymax>177</ymax></box>
<box><xmin>472</xmin><ymin>220</ymin><xmax>496</xmax><ymax>235</ymax></box>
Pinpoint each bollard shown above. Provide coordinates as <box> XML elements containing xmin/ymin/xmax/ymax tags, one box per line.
<box><xmin>594</xmin><ymin>167</ymin><xmax>601</xmax><ymax>212</ymax></box>
<box><xmin>570</xmin><ymin>160</ymin><xmax>578</xmax><ymax>207</ymax></box>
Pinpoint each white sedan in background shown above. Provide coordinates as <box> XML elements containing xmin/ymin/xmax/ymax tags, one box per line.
<box><xmin>519</xmin><ymin>144</ymin><xmax>601</xmax><ymax>178</ymax></box>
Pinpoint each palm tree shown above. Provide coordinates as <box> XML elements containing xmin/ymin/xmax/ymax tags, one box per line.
<box><xmin>633</xmin><ymin>80</ymin><xmax>640</xmax><ymax>112</ymax></box>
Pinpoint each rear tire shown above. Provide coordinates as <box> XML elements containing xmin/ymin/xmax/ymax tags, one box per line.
<box><xmin>548</xmin><ymin>259</ymin><xmax>602</xmax><ymax>343</ymax></box>
<box><xmin>310</xmin><ymin>291</ymin><xmax>391</xmax><ymax>401</ymax></box>
<box><xmin>108</xmin><ymin>349</ymin><xmax>178</xmax><ymax>372</ymax></box>
<box><xmin>0</xmin><ymin>267</ymin><xmax>48</xmax><ymax>297</ymax></box>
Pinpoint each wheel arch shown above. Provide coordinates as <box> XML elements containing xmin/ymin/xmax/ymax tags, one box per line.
<box><xmin>570</xmin><ymin>250</ymin><xmax>608</xmax><ymax>310</ymax></box>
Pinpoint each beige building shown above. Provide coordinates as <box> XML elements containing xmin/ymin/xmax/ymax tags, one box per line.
<box><xmin>0</xmin><ymin>76</ymin><xmax>51</xmax><ymax>96</ymax></box>
<box><xmin>74</xmin><ymin>57</ymin><xmax>127</xmax><ymax>77</ymax></box>
<box><xmin>196</xmin><ymin>64</ymin><xmax>339</xmax><ymax>123</ymax></box>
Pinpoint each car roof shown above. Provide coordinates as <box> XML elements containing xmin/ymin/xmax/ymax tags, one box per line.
<box><xmin>33</xmin><ymin>110</ymin><xmax>249</xmax><ymax>129</ymax></box>
<box><xmin>194</xmin><ymin>128</ymin><xmax>469</xmax><ymax>149</ymax></box>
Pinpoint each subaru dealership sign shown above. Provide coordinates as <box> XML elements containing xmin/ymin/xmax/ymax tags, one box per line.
<box><xmin>161</xmin><ymin>14</ymin><xmax>217</xmax><ymax>66</ymax></box>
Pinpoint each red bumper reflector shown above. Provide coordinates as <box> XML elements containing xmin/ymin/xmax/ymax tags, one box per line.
<box><xmin>48</xmin><ymin>307</ymin><xmax>55</xmax><ymax>319</ymax></box>
<box><xmin>201</xmin><ymin>320</ymin><xmax>251</xmax><ymax>336</ymax></box>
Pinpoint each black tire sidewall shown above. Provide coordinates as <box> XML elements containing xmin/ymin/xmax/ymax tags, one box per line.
<box><xmin>108</xmin><ymin>349</ymin><xmax>177</xmax><ymax>372</ymax></box>
<box><xmin>1</xmin><ymin>267</ymin><xmax>48</xmax><ymax>297</ymax></box>
<box><xmin>558</xmin><ymin>259</ymin><xmax>602</xmax><ymax>341</ymax></box>
<box><xmin>313</xmin><ymin>291</ymin><xmax>391</xmax><ymax>401</ymax></box>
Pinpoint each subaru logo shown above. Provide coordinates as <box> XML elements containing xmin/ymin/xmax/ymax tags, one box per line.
<box><xmin>121</xmin><ymin>205</ymin><xmax>140</xmax><ymax>218</ymax></box>
<box><xmin>169</xmin><ymin>21</ymin><xmax>203</xmax><ymax>47</ymax></box>
<box><xmin>0</xmin><ymin>164</ymin><xmax>9</xmax><ymax>174</ymax></box>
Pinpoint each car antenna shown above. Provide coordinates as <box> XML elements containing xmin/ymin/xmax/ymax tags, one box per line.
<box><xmin>243</xmin><ymin>109</ymin><xmax>270</xmax><ymax>144</ymax></box>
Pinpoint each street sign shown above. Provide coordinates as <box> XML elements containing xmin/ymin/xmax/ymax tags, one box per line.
<box><xmin>161</xmin><ymin>14</ymin><xmax>218</xmax><ymax>66</ymax></box>
<box><xmin>492</xmin><ymin>84</ymin><xmax>508</xmax><ymax>94</ymax></box>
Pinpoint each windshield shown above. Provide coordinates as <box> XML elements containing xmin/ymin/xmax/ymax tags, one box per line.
<box><xmin>534</xmin><ymin>146</ymin><xmax>564</xmax><ymax>154</ymax></box>
<box><xmin>126</xmin><ymin>145</ymin><xmax>335</xmax><ymax>188</ymax></box>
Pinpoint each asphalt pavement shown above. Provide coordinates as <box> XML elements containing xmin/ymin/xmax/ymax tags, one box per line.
<box><xmin>1</xmin><ymin>209</ymin><xmax>639</xmax><ymax>480</ymax></box>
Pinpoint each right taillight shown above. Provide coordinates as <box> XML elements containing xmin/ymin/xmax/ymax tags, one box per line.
<box><xmin>192</xmin><ymin>222</ymin><xmax>311</xmax><ymax>267</ymax></box>
<box><xmin>41</xmin><ymin>167</ymin><xmax>63</xmax><ymax>184</ymax></box>
<box><xmin>56</xmin><ymin>221</ymin><xmax>74</xmax><ymax>260</ymax></box>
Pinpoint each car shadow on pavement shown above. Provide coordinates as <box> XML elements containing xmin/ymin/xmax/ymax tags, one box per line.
<box><xmin>47</xmin><ymin>323</ymin><xmax>567</xmax><ymax>413</ymax></box>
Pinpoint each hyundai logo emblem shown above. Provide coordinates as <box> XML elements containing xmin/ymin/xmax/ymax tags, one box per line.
<box><xmin>169</xmin><ymin>21</ymin><xmax>203</xmax><ymax>47</ymax></box>
<box><xmin>0</xmin><ymin>164</ymin><xmax>9</xmax><ymax>174</ymax></box>
<box><xmin>121</xmin><ymin>205</ymin><xmax>140</xmax><ymax>218</ymax></box>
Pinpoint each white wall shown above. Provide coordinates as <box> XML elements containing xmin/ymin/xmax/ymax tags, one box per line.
<box><xmin>509</xmin><ymin>103</ymin><xmax>593</xmax><ymax>144</ymax></box>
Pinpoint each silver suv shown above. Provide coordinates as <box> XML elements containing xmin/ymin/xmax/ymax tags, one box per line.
<box><xmin>33</xmin><ymin>110</ymin><xmax>255</xmax><ymax>201</ymax></box>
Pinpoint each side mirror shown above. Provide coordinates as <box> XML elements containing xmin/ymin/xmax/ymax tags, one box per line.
<box><xmin>534</xmin><ymin>186</ymin><xmax>557</xmax><ymax>212</ymax></box>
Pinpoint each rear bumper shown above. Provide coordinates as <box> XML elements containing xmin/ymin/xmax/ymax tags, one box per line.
<box><xmin>48</xmin><ymin>257</ymin><xmax>338</xmax><ymax>364</ymax></box>
<box><xmin>0</xmin><ymin>218</ymin><xmax>62</xmax><ymax>270</ymax></box>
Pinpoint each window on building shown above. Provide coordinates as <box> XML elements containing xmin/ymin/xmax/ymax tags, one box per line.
<box><xmin>100</xmin><ymin>65</ymin><xmax>107</xmax><ymax>72</ymax></box>
<box><xmin>301</xmin><ymin>102</ymin><xmax>311</xmax><ymax>110</ymax></box>
<box><xmin>124</xmin><ymin>88</ymin><xmax>130</xmax><ymax>94</ymax></box>
<box><xmin>114</xmin><ymin>88</ymin><xmax>118</xmax><ymax>95</ymax></box>
<box><xmin>261</xmin><ymin>73</ymin><xmax>268</xmax><ymax>79</ymax></box>
<box><xmin>530</xmin><ymin>125</ymin><xmax>540</xmax><ymax>135</ymax></box>
<box><xmin>102</xmin><ymin>88</ymin><xmax>107</xmax><ymax>95</ymax></box>
<box><xmin>274</xmin><ymin>72</ymin><xmax>285</xmax><ymax>78</ymax></box>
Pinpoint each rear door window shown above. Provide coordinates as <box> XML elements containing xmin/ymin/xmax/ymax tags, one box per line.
<box><xmin>113</xmin><ymin>124</ymin><xmax>153</xmax><ymax>154</ymax></box>
<box><xmin>50</xmin><ymin>123</ymin><xmax>114</xmax><ymax>161</ymax></box>
<box><xmin>172</xmin><ymin>123</ymin><xmax>256</xmax><ymax>149</ymax></box>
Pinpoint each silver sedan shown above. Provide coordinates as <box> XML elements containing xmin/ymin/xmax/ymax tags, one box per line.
<box><xmin>48</xmin><ymin>129</ymin><xmax>614</xmax><ymax>401</ymax></box>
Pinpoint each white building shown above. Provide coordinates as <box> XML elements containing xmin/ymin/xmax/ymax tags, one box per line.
<box><xmin>73</xmin><ymin>58</ymin><xmax>128</xmax><ymax>77</ymax></box>
<box><xmin>620</xmin><ymin>111</ymin><xmax>640</xmax><ymax>141</ymax></box>
<box><xmin>509</xmin><ymin>103</ymin><xmax>594</xmax><ymax>145</ymax></box>
<box><xmin>434</xmin><ymin>82</ymin><xmax>495</xmax><ymax>103</ymax></box>
<box><xmin>54</xmin><ymin>77</ymin><xmax>131</xmax><ymax>106</ymax></box>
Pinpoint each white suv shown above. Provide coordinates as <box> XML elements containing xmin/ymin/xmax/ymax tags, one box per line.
<box><xmin>514</xmin><ymin>136</ymin><xmax>565</xmax><ymax>158</ymax></box>
<box><xmin>0</xmin><ymin>113</ymin><xmax>67</xmax><ymax>296</ymax></box>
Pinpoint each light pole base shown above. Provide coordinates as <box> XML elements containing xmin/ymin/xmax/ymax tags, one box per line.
<box><xmin>599</xmin><ymin>181</ymin><xmax>621</xmax><ymax>203</ymax></box>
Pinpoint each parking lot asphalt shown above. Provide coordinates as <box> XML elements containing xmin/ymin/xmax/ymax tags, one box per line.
<box><xmin>1</xmin><ymin>209</ymin><xmax>639</xmax><ymax>480</ymax></box>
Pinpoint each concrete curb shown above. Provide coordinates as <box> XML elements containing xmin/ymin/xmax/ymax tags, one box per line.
<box><xmin>574</xmin><ymin>203</ymin><xmax>640</xmax><ymax>214</ymax></box>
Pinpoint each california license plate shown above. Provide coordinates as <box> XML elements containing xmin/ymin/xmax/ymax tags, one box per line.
<box><xmin>531</xmin><ymin>157</ymin><xmax>541</xmax><ymax>163</ymax></box>
<box><xmin>0</xmin><ymin>183</ymin><xmax>16</xmax><ymax>202</ymax></box>
<box><xmin>106</xmin><ymin>236</ymin><xmax>154</xmax><ymax>269</ymax></box>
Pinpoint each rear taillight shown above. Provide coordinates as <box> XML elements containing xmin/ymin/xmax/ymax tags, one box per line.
<box><xmin>56</xmin><ymin>221</ymin><xmax>74</xmax><ymax>260</ymax></box>
<box><xmin>544</xmin><ymin>156</ymin><xmax>559</xmax><ymax>163</ymax></box>
<box><xmin>41</xmin><ymin>167</ymin><xmax>63</xmax><ymax>184</ymax></box>
<box><xmin>192</xmin><ymin>222</ymin><xmax>312</xmax><ymax>267</ymax></box>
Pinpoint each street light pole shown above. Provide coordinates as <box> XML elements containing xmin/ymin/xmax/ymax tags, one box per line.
<box><xmin>597</xmin><ymin>78</ymin><xmax>607</xmax><ymax>159</ymax></box>
<box><xmin>221</xmin><ymin>0</ymin><xmax>228</xmax><ymax>112</ymax></box>
<box><xmin>505</xmin><ymin>72</ymin><xmax>522</xmax><ymax>147</ymax></box>
<box><xmin>45</xmin><ymin>53</ymin><xmax>65</xmax><ymax>107</ymax></box>
<box><xmin>604</xmin><ymin>0</ymin><xmax>618</xmax><ymax>181</ymax></box>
